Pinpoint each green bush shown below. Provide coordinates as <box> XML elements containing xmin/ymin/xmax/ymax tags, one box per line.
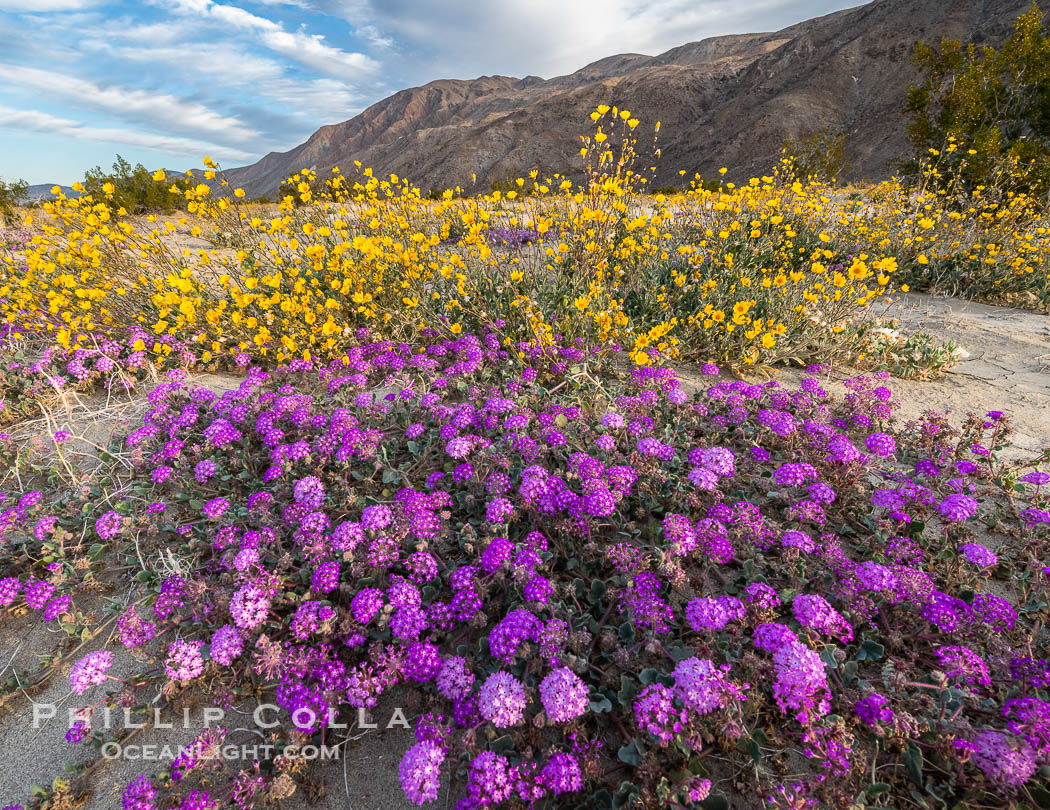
<box><xmin>0</xmin><ymin>176</ymin><xmax>28</xmax><ymax>225</ymax></box>
<box><xmin>906</xmin><ymin>2</ymin><xmax>1050</xmax><ymax>198</ymax></box>
<box><xmin>780</xmin><ymin>130</ymin><xmax>849</xmax><ymax>183</ymax></box>
<box><xmin>81</xmin><ymin>155</ymin><xmax>195</xmax><ymax>214</ymax></box>
<box><xmin>489</xmin><ymin>176</ymin><xmax>536</xmax><ymax>196</ymax></box>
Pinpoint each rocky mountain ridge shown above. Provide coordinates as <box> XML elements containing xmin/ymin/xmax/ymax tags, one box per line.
<box><xmin>220</xmin><ymin>0</ymin><xmax>1032</xmax><ymax>196</ymax></box>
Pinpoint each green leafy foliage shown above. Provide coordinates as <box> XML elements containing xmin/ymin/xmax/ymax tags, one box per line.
<box><xmin>0</xmin><ymin>176</ymin><xmax>29</xmax><ymax>225</ymax></box>
<box><xmin>780</xmin><ymin>130</ymin><xmax>850</xmax><ymax>183</ymax></box>
<box><xmin>906</xmin><ymin>3</ymin><xmax>1050</xmax><ymax>198</ymax></box>
<box><xmin>81</xmin><ymin>155</ymin><xmax>195</xmax><ymax>213</ymax></box>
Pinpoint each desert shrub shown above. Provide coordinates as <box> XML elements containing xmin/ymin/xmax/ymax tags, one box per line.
<box><xmin>906</xmin><ymin>3</ymin><xmax>1050</xmax><ymax>199</ymax></box>
<box><xmin>277</xmin><ymin>168</ymin><xmax>325</xmax><ymax>207</ymax></box>
<box><xmin>277</xmin><ymin>166</ymin><xmax>373</xmax><ymax>208</ymax></box>
<box><xmin>491</xmin><ymin>176</ymin><xmax>538</xmax><ymax>197</ymax></box>
<box><xmin>676</xmin><ymin>174</ymin><xmax>723</xmax><ymax>193</ymax></box>
<box><xmin>840</xmin><ymin>176</ymin><xmax>1050</xmax><ymax>309</ymax></box>
<box><xmin>780</xmin><ymin>130</ymin><xmax>850</xmax><ymax>183</ymax></box>
<box><xmin>0</xmin><ymin>177</ymin><xmax>28</xmax><ymax>225</ymax></box>
<box><xmin>0</xmin><ymin>333</ymin><xmax>1047</xmax><ymax>809</ymax></box>
<box><xmin>855</xmin><ymin>320</ymin><xmax>966</xmax><ymax>379</ymax></box>
<box><xmin>80</xmin><ymin>155</ymin><xmax>198</xmax><ymax>214</ymax></box>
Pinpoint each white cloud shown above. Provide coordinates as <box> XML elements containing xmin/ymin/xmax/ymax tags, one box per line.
<box><xmin>0</xmin><ymin>104</ymin><xmax>255</xmax><ymax>160</ymax></box>
<box><xmin>354</xmin><ymin>24</ymin><xmax>393</xmax><ymax>49</ymax></box>
<box><xmin>0</xmin><ymin>64</ymin><xmax>261</xmax><ymax>142</ymax></box>
<box><xmin>94</xmin><ymin>19</ymin><xmax>199</xmax><ymax>45</ymax></box>
<box><xmin>0</xmin><ymin>0</ymin><xmax>99</xmax><ymax>10</ymax></box>
<box><xmin>328</xmin><ymin>0</ymin><xmax>860</xmax><ymax>80</ymax></box>
<box><xmin>92</xmin><ymin>42</ymin><xmax>287</xmax><ymax>85</ymax></box>
<box><xmin>262</xmin><ymin>28</ymin><xmax>375</xmax><ymax>76</ymax></box>
<box><xmin>169</xmin><ymin>0</ymin><xmax>379</xmax><ymax>79</ymax></box>
<box><xmin>78</xmin><ymin>39</ymin><xmax>363</xmax><ymax>122</ymax></box>
<box><xmin>261</xmin><ymin>77</ymin><xmax>361</xmax><ymax>119</ymax></box>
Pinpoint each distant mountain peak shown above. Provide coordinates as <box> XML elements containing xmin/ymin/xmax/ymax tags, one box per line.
<box><xmin>25</xmin><ymin>183</ymin><xmax>75</xmax><ymax>201</ymax></box>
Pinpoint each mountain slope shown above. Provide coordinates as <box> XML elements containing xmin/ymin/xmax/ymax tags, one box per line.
<box><xmin>222</xmin><ymin>0</ymin><xmax>1032</xmax><ymax>197</ymax></box>
<box><xmin>25</xmin><ymin>183</ymin><xmax>75</xmax><ymax>201</ymax></box>
<box><xmin>659</xmin><ymin>0</ymin><xmax>1031</xmax><ymax>182</ymax></box>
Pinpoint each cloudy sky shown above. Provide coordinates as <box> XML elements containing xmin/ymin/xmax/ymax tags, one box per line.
<box><xmin>0</xmin><ymin>0</ymin><xmax>861</xmax><ymax>184</ymax></box>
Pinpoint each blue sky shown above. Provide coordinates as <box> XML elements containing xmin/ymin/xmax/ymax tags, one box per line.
<box><xmin>0</xmin><ymin>0</ymin><xmax>861</xmax><ymax>184</ymax></box>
